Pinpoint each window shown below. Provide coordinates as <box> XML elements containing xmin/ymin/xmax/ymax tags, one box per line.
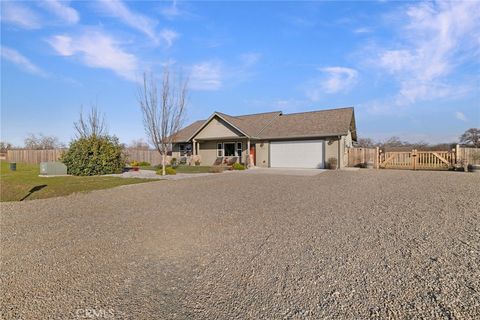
<box><xmin>224</xmin><ymin>143</ymin><xmax>235</xmax><ymax>156</ymax></box>
<box><xmin>217</xmin><ymin>143</ymin><xmax>223</xmax><ymax>157</ymax></box>
<box><xmin>179</xmin><ymin>143</ymin><xmax>192</xmax><ymax>156</ymax></box>
<box><xmin>236</xmin><ymin>142</ymin><xmax>242</xmax><ymax>157</ymax></box>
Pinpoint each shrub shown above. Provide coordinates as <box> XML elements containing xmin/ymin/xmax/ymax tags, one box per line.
<box><xmin>157</xmin><ymin>166</ymin><xmax>176</xmax><ymax>175</ymax></box>
<box><xmin>232</xmin><ymin>162</ymin><xmax>245</xmax><ymax>170</ymax></box>
<box><xmin>327</xmin><ymin>157</ymin><xmax>338</xmax><ymax>169</ymax></box>
<box><xmin>61</xmin><ymin>135</ymin><xmax>125</xmax><ymax>176</ymax></box>
<box><xmin>138</xmin><ymin>161</ymin><xmax>150</xmax><ymax>166</ymax></box>
<box><xmin>130</xmin><ymin>160</ymin><xmax>139</xmax><ymax>167</ymax></box>
<box><xmin>195</xmin><ymin>160</ymin><xmax>201</xmax><ymax>166</ymax></box>
<box><xmin>209</xmin><ymin>166</ymin><xmax>225</xmax><ymax>173</ymax></box>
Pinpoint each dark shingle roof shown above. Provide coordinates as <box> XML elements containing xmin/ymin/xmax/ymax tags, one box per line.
<box><xmin>259</xmin><ymin>107</ymin><xmax>355</xmax><ymax>139</ymax></box>
<box><xmin>173</xmin><ymin>107</ymin><xmax>355</xmax><ymax>142</ymax></box>
<box><xmin>172</xmin><ymin>120</ymin><xmax>205</xmax><ymax>142</ymax></box>
<box><xmin>216</xmin><ymin>111</ymin><xmax>282</xmax><ymax>137</ymax></box>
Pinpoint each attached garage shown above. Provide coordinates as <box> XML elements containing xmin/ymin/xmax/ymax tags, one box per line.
<box><xmin>270</xmin><ymin>140</ymin><xmax>325</xmax><ymax>169</ymax></box>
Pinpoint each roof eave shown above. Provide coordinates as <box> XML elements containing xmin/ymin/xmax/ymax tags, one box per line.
<box><xmin>186</xmin><ymin>112</ymin><xmax>250</xmax><ymax>141</ymax></box>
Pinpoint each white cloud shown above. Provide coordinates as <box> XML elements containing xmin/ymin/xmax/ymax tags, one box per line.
<box><xmin>320</xmin><ymin>67</ymin><xmax>358</xmax><ymax>93</ymax></box>
<box><xmin>42</xmin><ymin>0</ymin><xmax>79</xmax><ymax>24</ymax></box>
<box><xmin>354</xmin><ymin>27</ymin><xmax>372</xmax><ymax>34</ymax></box>
<box><xmin>1</xmin><ymin>46</ymin><xmax>47</xmax><ymax>77</ymax></box>
<box><xmin>189</xmin><ymin>61</ymin><xmax>222</xmax><ymax>91</ymax></box>
<box><xmin>160</xmin><ymin>29</ymin><xmax>179</xmax><ymax>48</ymax></box>
<box><xmin>304</xmin><ymin>67</ymin><xmax>358</xmax><ymax>101</ymax></box>
<box><xmin>48</xmin><ymin>30</ymin><xmax>138</xmax><ymax>81</ymax></box>
<box><xmin>239</xmin><ymin>53</ymin><xmax>262</xmax><ymax>67</ymax></box>
<box><xmin>455</xmin><ymin>111</ymin><xmax>467</xmax><ymax>122</ymax></box>
<box><xmin>1</xmin><ymin>1</ymin><xmax>41</xmax><ymax>29</ymax></box>
<box><xmin>98</xmin><ymin>0</ymin><xmax>158</xmax><ymax>41</ymax></box>
<box><xmin>161</xmin><ymin>0</ymin><xmax>181</xmax><ymax>19</ymax></box>
<box><xmin>376</xmin><ymin>1</ymin><xmax>480</xmax><ymax>105</ymax></box>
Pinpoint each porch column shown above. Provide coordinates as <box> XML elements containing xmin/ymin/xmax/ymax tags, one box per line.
<box><xmin>192</xmin><ymin>139</ymin><xmax>197</xmax><ymax>155</ymax></box>
<box><xmin>247</xmin><ymin>139</ymin><xmax>251</xmax><ymax>168</ymax></box>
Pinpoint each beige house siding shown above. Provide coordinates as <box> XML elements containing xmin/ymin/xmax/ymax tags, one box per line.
<box><xmin>198</xmin><ymin>139</ymin><xmax>248</xmax><ymax>166</ymax></box>
<box><xmin>254</xmin><ymin>141</ymin><xmax>269</xmax><ymax>168</ymax></box>
<box><xmin>324</xmin><ymin>137</ymin><xmax>347</xmax><ymax>169</ymax></box>
<box><xmin>195</xmin><ymin>117</ymin><xmax>243</xmax><ymax>139</ymax></box>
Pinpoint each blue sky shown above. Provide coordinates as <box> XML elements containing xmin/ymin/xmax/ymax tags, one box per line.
<box><xmin>1</xmin><ymin>0</ymin><xmax>479</xmax><ymax>146</ymax></box>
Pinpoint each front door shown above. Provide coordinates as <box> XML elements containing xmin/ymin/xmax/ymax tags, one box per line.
<box><xmin>250</xmin><ymin>144</ymin><xmax>256</xmax><ymax>165</ymax></box>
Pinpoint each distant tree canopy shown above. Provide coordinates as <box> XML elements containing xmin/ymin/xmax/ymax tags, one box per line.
<box><xmin>0</xmin><ymin>141</ymin><xmax>12</xmax><ymax>151</ymax></box>
<box><xmin>355</xmin><ymin>136</ymin><xmax>456</xmax><ymax>151</ymax></box>
<box><xmin>24</xmin><ymin>133</ymin><xmax>64</xmax><ymax>149</ymax></box>
<box><xmin>128</xmin><ymin>139</ymin><xmax>151</xmax><ymax>150</ymax></box>
<box><xmin>459</xmin><ymin>128</ymin><xmax>480</xmax><ymax>148</ymax></box>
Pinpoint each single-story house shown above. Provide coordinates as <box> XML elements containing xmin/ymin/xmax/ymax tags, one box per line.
<box><xmin>172</xmin><ymin>106</ymin><xmax>357</xmax><ymax>169</ymax></box>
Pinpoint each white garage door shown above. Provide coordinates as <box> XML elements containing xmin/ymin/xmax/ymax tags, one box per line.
<box><xmin>270</xmin><ymin>140</ymin><xmax>324</xmax><ymax>168</ymax></box>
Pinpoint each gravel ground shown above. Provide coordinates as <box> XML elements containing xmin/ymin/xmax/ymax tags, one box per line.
<box><xmin>106</xmin><ymin>169</ymin><xmax>218</xmax><ymax>180</ymax></box>
<box><xmin>1</xmin><ymin>170</ymin><xmax>479</xmax><ymax>319</ymax></box>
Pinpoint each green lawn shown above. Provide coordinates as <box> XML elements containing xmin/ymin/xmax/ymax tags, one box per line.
<box><xmin>141</xmin><ymin>165</ymin><xmax>212</xmax><ymax>173</ymax></box>
<box><xmin>0</xmin><ymin>162</ymin><xmax>155</xmax><ymax>202</ymax></box>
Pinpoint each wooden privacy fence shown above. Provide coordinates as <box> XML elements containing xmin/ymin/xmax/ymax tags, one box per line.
<box><xmin>456</xmin><ymin>146</ymin><xmax>480</xmax><ymax>165</ymax></box>
<box><xmin>124</xmin><ymin>149</ymin><xmax>171</xmax><ymax>166</ymax></box>
<box><xmin>6</xmin><ymin>149</ymin><xmax>66</xmax><ymax>164</ymax></box>
<box><xmin>347</xmin><ymin>147</ymin><xmax>379</xmax><ymax>168</ymax></box>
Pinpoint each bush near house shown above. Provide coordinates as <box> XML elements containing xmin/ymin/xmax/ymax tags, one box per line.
<box><xmin>61</xmin><ymin>135</ymin><xmax>125</xmax><ymax>176</ymax></box>
<box><xmin>327</xmin><ymin>157</ymin><xmax>338</xmax><ymax>169</ymax></box>
<box><xmin>232</xmin><ymin>163</ymin><xmax>245</xmax><ymax>170</ymax></box>
<box><xmin>157</xmin><ymin>166</ymin><xmax>176</xmax><ymax>175</ymax></box>
<box><xmin>138</xmin><ymin>161</ymin><xmax>151</xmax><ymax>166</ymax></box>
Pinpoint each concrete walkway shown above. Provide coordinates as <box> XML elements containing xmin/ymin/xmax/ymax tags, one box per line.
<box><xmin>242</xmin><ymin>167</ymin><xmax>326</xmax><ymax>176</ymax></box>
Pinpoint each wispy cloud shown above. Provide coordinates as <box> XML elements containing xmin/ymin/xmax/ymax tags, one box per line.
<box><xmin>189</xmin><ymin>61</ymin><xmax>222</xmax><ymax>91</ymax></box>
<box><xmin>353</xmin><ymin>27</ymin><xmax>372</xmax><ymax>34</ymax></box>
<box><xmin>48</xmin><ymin>30</ymin><xmax>138</xmax><ymax>81</ymax></box>
<box><xmin>455</xmin><ymin>111</ymin><xmax>467</xmax><ymax>122</ymax></box>
<box><xmin>160</xmin><ymin>29</ymin><xmax>179</xmax><ymax>48</ymax></box>
<box><xmin>1</xmin><ymin>46</ymin><xmax>47</xmax><ymax>77</ymax></box>
<box><xmin>41</xmin><ymin>0</ymin><xmax>79</xmax><ymax>24</ymax></box>
<box><xmin>189</xmin><ymin>53</ymin><xmax>262</xmax><ymax>91</ymax></box>
<box><xmin>305</xmin><ymin>66</ymin><xmax>358</xmax><ymax>101</ymax></box>
<box><xmin>375</xmin><ymin>1</ymin><xmax>480</xmax><ymax>105</ymax></box>
<box><xmin>98</xmin><ymin>0</ymin><xmax>158</xmax><ymax>42</ymax></box>
<box><xmin>239</xmin><ymin>53</ymin><xmax>262</xmax><ymax>68</ymax></box>
<box><xmin>1</xmin><ymin>1</ymin><xmax>42</xmax><ymax>29</ymax></box>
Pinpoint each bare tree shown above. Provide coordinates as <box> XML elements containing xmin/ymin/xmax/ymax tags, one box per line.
<box><xmin>356</xmin><ymin>137</ymin><xmax>376</xmax><ymax>148</ymax></box>
<box><xmin>24</xmin><ymin>133</ymin><xmax>64</xmax><ymax>149</ymax></box>
<box><xmin>74</xmin><ymin>104</ymin><xmax>107</xmax><ymax>138</ymax></box>
<box><xmin>137</xmin><ymin>69</ymin><xmax>188</xmax><ymax>175</ymax></box>
<box><xmin>128</xmin><ymin>139</ymin><xmax>151</xmax><ymax>150</ymax></box>
<box><xmin>460</xmin><ymin>128</ymin><xmax>480</xmax><ymax>147</ymax></box>
<box><xmin>0</xmin><ymin>141</ymin><xmax>12</xmax><ymax>151</ymax></box>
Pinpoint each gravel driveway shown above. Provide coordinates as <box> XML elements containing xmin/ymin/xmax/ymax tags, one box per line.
<box><xmin>1</xmin><ymin>170</ymin><xmax>479</xmax><ymax>319</ymax></box>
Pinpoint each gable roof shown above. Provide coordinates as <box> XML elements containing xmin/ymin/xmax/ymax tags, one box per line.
<box><xmin>173</xmin><ymin>107</ymin><xmax>356</xmax><ymax>142</ymax></box>
<box><xmin>172</xmin><ymin>120</ymin><xmax>205</xmax><ymax>142</ymax></box>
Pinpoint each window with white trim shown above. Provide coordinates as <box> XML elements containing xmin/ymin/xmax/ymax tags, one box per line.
<box><xmin>236</xmin><ymin>142</ymin><xmax>242</xmax><ymax>157</ymax></box>
<box><xmin>217</xmin><ymin>143</ymin><xmax>223</xmax><ymax>157</ymax></box>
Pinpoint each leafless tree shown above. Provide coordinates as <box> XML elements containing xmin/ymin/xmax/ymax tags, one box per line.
<box><xmin>128</xmin><ymin>139</ymin><xmax>151</xmax><ymax>150</ymax></box>
<box><xmin>137</xmin><ymin>69</ymin><xmax>188</xmax><ymax>175</ymax></box>
<box><xmin>356</xmin><ymin>137</ymin><xmax>376</xmax><ymax>148</ymax></box>
<box><xmin>460</xmin><ymin>128</ymin><xmax>480</xmax><ymax>147</ymax></box>
<box><xmin>74</xmin><ymin>104</ymin><xmax>107</xmax><ymax>138</ymax></box>
<box><xmin>24</xmin><ymin>133</ymin><xmax>64</xmax><ymax>149</ymax></box>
